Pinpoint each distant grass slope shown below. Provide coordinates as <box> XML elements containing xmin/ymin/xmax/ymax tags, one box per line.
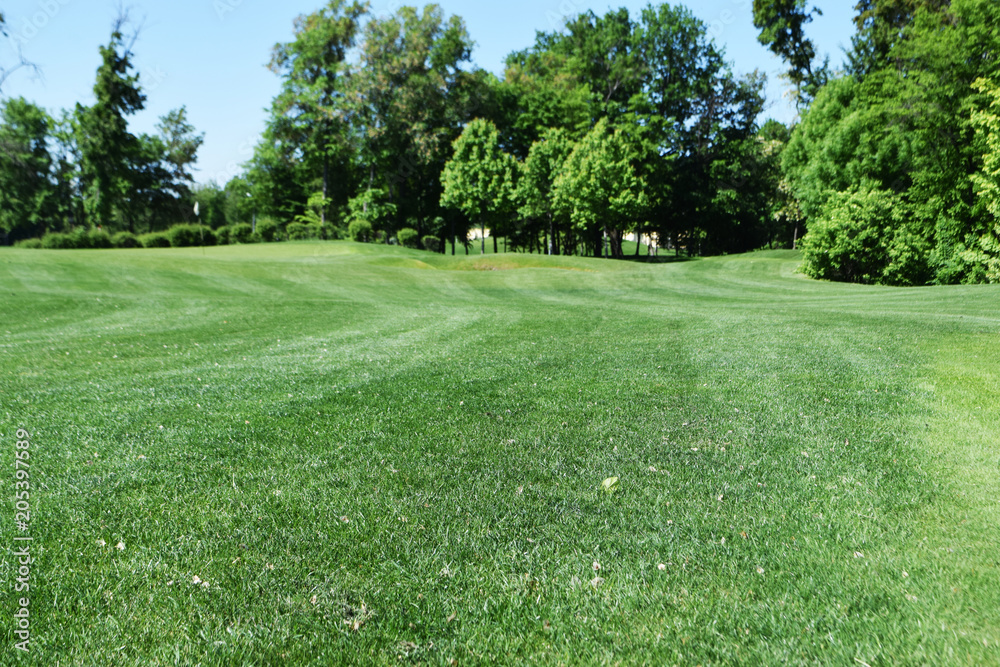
<box><xmin>0</xmin><ymin>243</ymin><xmax>998</xmax><ymax>665</ymax></box>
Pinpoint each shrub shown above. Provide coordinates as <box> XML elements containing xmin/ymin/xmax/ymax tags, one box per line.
<box><xmin>421</xmin><ymin>235</ymin><xmax>441</xmax><ymax>253</ymax></box>
<box><xmin>15</xmin><ymin>238</ymin><xmax>42</xmax><ymax>249</ymax></box>
<box><xmin>286</xmin><ymin>222</ymin><xmax>309</xmax><ymax>241</ymax></box>
<box><xmin>215</xmin><ymin>225</ymin><xmax>232</xmax><ymax>245</ymax></box>
<box><xmin>802</xmin><ymin>189</ymin><xmax>903</xmax><ymax>284</ymax></box>
<box><xmin>349</xmin><ymin>219</ymin><xmax>373</xmax><ymax>243</ymax></box>
<box><xmin>286</xmin><ymin>222</ymin><xmax>326</xmax><ymax>241</ymax></box>
<box><xmin>70</xmin><ymin>227</ymin><xmax>93</xmax><ymax>248</ymax></box>
<box><xmin>168</xmin><ymin>224</ymin><xmax>217</xmax><ymax>248</ymax></box>
<box><xmin>229</xmin><ymin>223</ymin><xmax>254</xmax><ymax>244</ymax></box>
<box><xmin>87</xmin><ymin>228</ymin><xmax>113</xmax><ymax>249</ymax></box>
<box><xmin>111</xmin><ymin>231</ymin><xmax>141</xmax><ymax>248</ymax></box>
<box><xmin>255</xmin><ymin>219</ymin><xmax>279</xmax><ymax>243</ymax></box>
<box><xmin>41</xmin><ymin>232</ymin><xmax>76</xmax><ymax>249</ymax></box>
<box><xmin>397</xmin><ymin>227</ymin><xmax>419</xmax><ymax>249</ymax></box>
<box><xmin>139</xmin><ymin>232</ymin><xmax>172</xmax><ymax>248</ymax></box>
<box><xmin>346</xmin><ymin>188</ymin><xmax>396</xmax><ymax>234</ymax></box>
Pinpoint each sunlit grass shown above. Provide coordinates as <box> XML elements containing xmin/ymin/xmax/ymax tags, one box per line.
<box><xmin>1</xmin><ymin>242</ymin><xmax>998</xmax><ymax>664</ymax></box>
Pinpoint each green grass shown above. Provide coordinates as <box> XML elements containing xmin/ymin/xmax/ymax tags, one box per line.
<box><xmin>1</xmin><ymin>242</ymin><xmax>998</xmax><ymax>665</ymax></box>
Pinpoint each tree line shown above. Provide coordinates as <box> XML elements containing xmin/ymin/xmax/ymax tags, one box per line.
<box><xmin>757</xmin><ymin>0</ymin><xmax>1000</xmax><ymax>285</ymax></box>
<box><xmin>5</xmin><ymin>1</ymin><xmax>1000</xmax><ymax>284</ymax></box>
<box><xmin>0</xmin><ymin>15</ymin><xmax>207</xmax><ymax>244</ymax></box>
<box><xmin>249</xmin><ymin>2</ymin><xmax>792</xmax><ymax>258</ymax></box>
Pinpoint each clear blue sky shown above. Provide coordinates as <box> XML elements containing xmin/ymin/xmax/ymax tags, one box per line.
<box><xmin>1</xmin><ymin>0</ymin><xmax>856</xmax><ymax>185</ymax></box>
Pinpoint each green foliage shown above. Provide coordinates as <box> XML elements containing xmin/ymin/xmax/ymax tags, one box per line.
<box><xmin>286</xmin><ymin>222</ymin><xmax>326</xmax><ymax>241</ymax></box>
<box><xmin>506</xmin><ymin>4</ymin><xmax>766</xmax><ymax>257</ymax></box>
<box><xmin>268</xmin><ymin>1</ymin><xmax>364</xmax><ymax>227</ymax></box>
<box><xmin>0</xmin><ymin>22</ymin><xmax>206</xmax><ymax>237</ymax></box>
<box><xmin>0</xmin><ymin>98</ymin><xmax>54</xmax><ymax>239</ymax></box>
<box><xmin>76</xmin><ymin>25</ymin><xmax>146</xmax><ymax>227</ymax></box>
<box><xmin>552</xmin><ymin>118</ymin><xmax>650</xmax><ymax>257</ymax></box>
<box><xmin>786</xmin><ymin>0</ymin><xmax>1000</xmax><ymax>284</ymax></box>
<box><xmin>167</xmin><ymin>224</ymin><xmax>217</xmax><ymax>248</ymax></box>
<box><xmin>440</xmin><ymin>119</ymin><xmax>516</xmax><ymax>251</ymax></box>
<box><xmin>138</xmin><ymin>232</ymin><xmax>171</xmax><ymax>248</ymax></box>
<box><xmin>156</xmin><ymin>106</ymin><xmax>203</xmax><ymax>194</ymax></box>
<box><xmin>41</xmin><ymin>232</ymin><xmax>74</xmax><ymax>249</ymax></box>
<box><xmin>348</xmin><ymin>219</ymin><xmax>373</xmax><ymax>243</ymax></box>
<box><xmin>421</xmin><ymin>235</ymin><xmax>441</xmax><ymax>252</ymax></box>
<box><xmin>752</xmin><ymin>0</ymin><xmax>828</xmax><ymax>106</ymax></box>
<box><xmin>800</xmin><ymin>186</ymin><xmax>930</xmax><ymax>285</ymax></box>
<box><xmin>111</xmin><ymin>231</ymin><xmax>141</xmax><ymax>248</ymax></box>
<box><xmin>15</xmin><ymin>238</ymin><xmax>42</xmax><ymax>249</ymax></box>
<box><xmin>229</xmin><ymin>223</ymin><xmax>254</xmax><ymax>244</ymax></box>
<box><xmin>517</xmin><ymin>128</ymin><xmax>574</xmax><ymax>224</ymax></box>
<box><xmin>285</xmin><ymin>222</ymin><xmax>308</xmax><ymax>241</ymax></box>
<box><xmin>237</xmin><ymin>2</ymin><xmax>769</xmax><ymax>261</ymax></box>
<box><xmin>396</xmin><ymin>227</ymin><xmax>419</xmax><ymax>248</ymax></box>
<box><xmin>294</xmin><ymin>191</ymin><xmax>334</xmax><ymax>228</ymax></box>
<box><xmin>255</xmin><ymin>219</ymin><xmax>280</xmax><ymax>243</ymax></box>
<box><xmin>346</xmin><ymin>188</ymin><xmax>396</xmax><ymax>233</ymax></box>
<box><xmin>215</xmin><ymin>225</ymin><xmax>232</xmax><ymax>245</ymax></box>
<box><xmin>964</xmin><ymin>77</ymin><xmax>1000</xmax><ymax>281</ymax></box>
<box><xmin>87</xmin><ymin>228</ymin><xmax>113</xmax><ymax>249</ymax></box>
<box><xmin>348</xmin><ymin>5</ymin><xmax>480</xmax><ymax>226</ymax></box>
<box><xmin>848</xmin><ymin>0</ymin><xmax>949</xmax><ymax>77</ymax></box>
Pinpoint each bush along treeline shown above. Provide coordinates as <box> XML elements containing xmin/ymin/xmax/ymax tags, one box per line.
<box><xmin>757</xmin><ymin>0</ymin><xmax>1000</xmax><ymax>285</ymax></box>
<box><xmin>13</xmin><ymin>219</ymin><xmax>431</xmax><ymax>249</ymax></box>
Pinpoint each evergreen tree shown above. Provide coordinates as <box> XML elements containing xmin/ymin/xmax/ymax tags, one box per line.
<box><xmin>76</xmin><ymin>21</ymin><xmax>145</xmax><ymax>229</ymax></box>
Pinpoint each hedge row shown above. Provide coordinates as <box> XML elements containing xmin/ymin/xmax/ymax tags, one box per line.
<box><xmin>15</xmin><ymin>221</ymin><xmax>433</xmax><ymax>250</ymax></box>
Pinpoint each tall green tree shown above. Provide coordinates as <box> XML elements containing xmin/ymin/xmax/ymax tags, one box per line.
<box><xmin>560</xmin><ymin>9</ymin><xmax>644</xmax><ymax>121</ymax></box>
<box><xmin>440</xmin><ymin>119</ymin><xmax>517</xmax><ymax>254</ymax></box>
<box><xmin>157</xmin><ymin>107</ymin><xmax>203</xmax><ymax>197</ymax></box>
<box><xmin>50</xmin><ymin>111</ymin><xmax>85</xmax><ymax>231</ymax></box>
<box><xmin>348</xmin><ymin>4</ymin><xmax>482</xmax><ymax>232</ymax></box>
<box><xmin>268</xmin><ymin>0</ymin><xmax>366</xmax><ymax>225</ymax></box>
<box><xmin>76</xmin><ymin>21</ymin><xmax>146</xmax><ymax>229</ymax></box>
<box><xmin>848</xmin><ymin>0</ymin><xmax>950</xmax><ymax>77</ymax></box>
<box><xmin>517</xmin><ymin>128</ymin><xmax>575</xmax><ymax>255</ymax></box>
<box><xmin>552</xmin><ymin>118</ymin><xmax>650</xmax><ymax>258</ymax></box>
<box><xmin>0</xmin><ymin>97</ymin><xmax>53</xmax><ymax>242</ymax></box>
<box><xmin>752</xmin><ymin>0</ymin><xmax>829</xmax><ymax>107</ymax></box>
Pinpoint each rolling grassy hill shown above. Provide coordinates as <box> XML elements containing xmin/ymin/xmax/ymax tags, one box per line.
<box><xmin>1</xmin><ymin>243</ymin><xmax>998</xmax><ymax>665</ymax></box>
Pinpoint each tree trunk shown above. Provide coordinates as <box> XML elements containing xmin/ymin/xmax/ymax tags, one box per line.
<box><xmin>481</xmin><ymin>222</ymin><xmax>486</xmax><ymax>255</ymax></box>
<box><xmin>635</xmin><ymin>232</ymin><xmax>641</xmax><ymax>258</ymax></box>
<box><xmin>493</xmin><ymin>234</ymin><xmax>498</xmax><ymax>254</ymax></box>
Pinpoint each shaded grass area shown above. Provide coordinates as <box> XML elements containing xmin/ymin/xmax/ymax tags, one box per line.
<box><xmin>0</xmin><ymin>243</ymin><xmax>998</xmax><ymax>664</ymax></box>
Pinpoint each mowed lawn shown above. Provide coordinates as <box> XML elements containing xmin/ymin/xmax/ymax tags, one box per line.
<box><xmin>1</xmin><ymin>243</ymin><xmax>999</xmax><ymax>665</ymax></box>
